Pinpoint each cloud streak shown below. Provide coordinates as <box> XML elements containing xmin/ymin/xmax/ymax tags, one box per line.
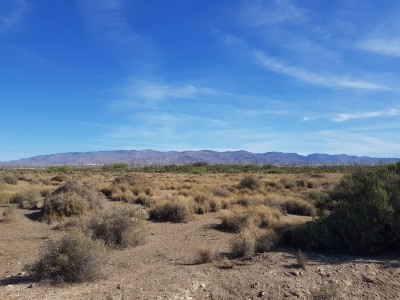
<box><xmin>239</xmin><ymin>0</ymin><xmax>305</xmax><ymax>26</ymax></box>
<box><xmin>0</xmin><ymin>0</ymin><xmax>29</xmax><ymax>33</ymax></box>
<box><xmin>357</xmin><ymin>38</ymin><xmax>400</xmax><ymax>57</ymax></box>
<box><xmin>332</xmin><ymin>109</ymin><xmax>400</xmax><ymax>122</ymax></box>
<box><xmin>254</xmin><ymin>51</ymin><xmax>390</xmax><ymax>91</ymax></box>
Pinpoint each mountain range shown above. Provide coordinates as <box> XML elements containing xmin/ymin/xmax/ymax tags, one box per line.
<box><xmin>1</xmin><ymin>150</ymin><xmax>399</xmax><ymax>167</ymax></box>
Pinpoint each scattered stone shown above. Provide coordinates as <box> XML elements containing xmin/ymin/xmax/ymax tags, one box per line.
<box><xmin>290</xmin><ymin>290</ymin><xmax>300</xmax><ymax>297</ymax></box>
<box><xmin>250</xmin><ymin>282</ymin><xmax>259</xmax><ymax>288</ymax></box>
<box><xmin>290</xmin><ymin>271</ymin><xmax>300</xmax><ymax>276</ymax></box>
<box><xmin>362</xmin><ymin>275</ymin><xmax>375</xmax><ymax>284</ymax></box>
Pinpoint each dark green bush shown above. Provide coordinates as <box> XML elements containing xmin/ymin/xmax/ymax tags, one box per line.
<box><xmin>286</xmin><ymin>164</ymin><xmax>400</xmax><ymax>255</ymax></box>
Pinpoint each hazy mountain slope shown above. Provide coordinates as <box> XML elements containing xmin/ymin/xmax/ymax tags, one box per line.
<box><xmin>1</xmin><ymin>150</ymin><xmax>399</xmax><ymax>166</ymax></box>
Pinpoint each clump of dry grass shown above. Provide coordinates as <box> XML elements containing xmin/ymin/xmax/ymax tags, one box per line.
<box><xmin>230</xmin><ymin>228</ymin><xmax>256</xmax><ymax>258</ymax></box>
<box><xmin>239</xmin><ymin>176</ymin><xmax>260</xmax><ymax>190</ymax></box>
<box><xmin>220</xmin><ymin>205</ymin><xmax>281</xmax><ymax>232</ymax></box>
<box><xmin>88</xmin><ymin>205</ymin><xmax>148</xmax><ymax>248</ymax></box>
<box><xmin>11</xmin><ymin>190</ymin><xmax>40</xmax><ymax>209</ymax></box>
<box><xmin>29</xmin><ymin>230</ymin><xmax>108</xmax><ymax>283</ymax></box>
<box><xmin>311</xmin><ymin>283</ymin><xmax>340</xmax><ymax>300</ymax></box>
<box><xmin>3</xmin><ymin>175</ymin><xmax>18</xmax><ymax>185</ymax></box>
<box><xmin>2</xmin><ymin>206</ymin><xmax>16</xmax><ymax>223</ymax></box>
<box><xmin>197</xmin><ymin>245</ymin><xmax>219</xmax><ymax>264</ymax></box>
<box><xmin>149</xmin><ymin>196</ymin><xmax>193</xmax><ymax>222</ymax></box>
<box><xmin>264</xmin><ymin>194</ymin><xmax>317</xmax><ymax>217</ymax></box>
<box><xmin>255</xmin><ymin>229</ymin><xmax>280</xmax><ymax>252</ymax></box>
<box><xmin>295</xmin><ymin>249</ymin><xmax>308</xmax><ymax>268</ymax></box>
<box><xmin>41</xmin><ymin>181</ymin><xmax>105</xmax><ymax>221</ymax></box>
<box><xmin>106</xmin><ymin>174</ymin><xmax>155</xmax><ymax>203</ymax></box>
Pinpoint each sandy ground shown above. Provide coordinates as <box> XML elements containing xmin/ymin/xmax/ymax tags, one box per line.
<box><xmin>1</xmin><ymin>205</ymin><xmax>400</xmax><ymax>300</ymax></box>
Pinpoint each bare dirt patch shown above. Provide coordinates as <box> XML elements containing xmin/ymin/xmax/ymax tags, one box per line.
<box><xmin>1</xmin><ymin>205</ymin><xmax>400</xmax><ymax>299</ymax></box>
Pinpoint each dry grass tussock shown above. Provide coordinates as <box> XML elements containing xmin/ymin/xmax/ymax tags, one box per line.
<box><xmin>88</xmin><ymin>205</ymin><xmax>148</xmax><ymax>248</ymax></box>
<box><xmin>41</xmin><ymin>181</ymin><xmax>105</xmax><ymax>221</ymax></box>
<box><xmin>29</xmin><ymin>230</ymin><xmax>108</xmax><ymax>283</ymax></box>
<box><xmin>104</xmin><ymin>174</ymin><xmax>155</xmax><ymax>203</ymax></box>
<box><xmin>197</xmin><ymin>245</ymin><xmax>219</xmax><ymax>264</ymax></box>
<box><xmin>220</xmin><ymin>205</ymin><xmax>281</xmax><ymax>232</ymax></box>
<box><xmin>1</xmin><ymin>205</ymin><xmax>17</xmax><ymax>223</ymax></box>
<box><xmin>149</xmin><ymin>196</ymin><xmax>193</xmax><ymax>222</ymax></box>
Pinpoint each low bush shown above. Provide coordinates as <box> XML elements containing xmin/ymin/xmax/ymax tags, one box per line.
<box><xmin>220</xmin><ymin>205</ymin><xmax>281</xmax><ymax>232</ymax></box>
<box><xmin>3</xmin><ymin>175</ymin><xmax>18</xmax><ymax>185</ymax></box>
<box><xmin>88</xmin><ymin>205</ymin><xmax>148</xmax><ymax>248</ymax></box>
<box><xmin>239</xmin><ymin>176</ymin><xmax>260</xmax><ymax>190</ymax></box>
<box><xmin>230</xmin><ymin>229</ymin><xmax>256</xmax><ymax>258</ymax></box>
<box><xmin>311</xmin><ymin>283</ymin><xmax>339</xmax><ymax>300</ymax></box>
<box><xmin>295</xmin><ymin>250</ymin><xmax>308</xmax><ymax>268</ymax></box>
<box><xmin>285</xmin><ymin>164</ymin><xmax>400</xmax><ymax>255</ymax></box>
<box><xmin>2</xmin><ymin>206</ymin><xmax>16</xmax><ymax>223</ymax></box>
<box><xmin>11</xmin><ymin>190</ymin><xmax>40</xmax><ymax>209</ymax></box>
<box><xmin>197</xmin><ymin>246</ymin><xmax>218</xmax><ymax>263</ymax></box>
<box><xmin>29</xmin><ymin>230</ymin><xmax>108</xmax><ymax>283</ymax></box>
<box><xmin>255</xmin><ymin>229</ymin><xmax>279</xmax><ymax>253</ymax></box>
<box><xmin>149</xmin><ymin>196</ymin><xmax>193</xmax><ymax>222</ymax></box>
<box><xmin>41</xmin><ymin>181</ymin><xmax>105</xmax><ymax>221</ymax></box>
<box><xmin>280</xmin><ymin>198</ymin><xmax>316</xmax><ymax>217</ymax></box>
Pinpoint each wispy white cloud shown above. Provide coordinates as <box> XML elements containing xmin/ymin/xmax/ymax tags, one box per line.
<box><xmin>0</xmin><ymin>0</ymin><xmax>29</xmax><ymax>34</ymax></box>
<box><xmin>332</xmin><ymin>108</ymin><xmax>400</xmax><ymax>122</ymax></box>
<box><xmin>357</xmin><ymin>38</ymin><xmax>400</xmax><ymax>57</ymax></box>
<box><xmin>109</xmin><ymin>79</ymin><xmax>237</xmax><ymax>110</ymax></box>
<box><xmin>254</xmin><ymin>51</ymin><xmax>391</xmax><ymax>91</ymax></box>
<box><xmin>76</xmin><ymin>0</ymin><xmax>155</xmax><ymax>68</ymax></box>
<box><xmin>239</xmin><ymin>0</ymin><xmax>305</xmax><ymax>26</ymax></box>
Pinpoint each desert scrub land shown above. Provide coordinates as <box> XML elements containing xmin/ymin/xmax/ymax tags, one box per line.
<box><xmin>1</xmin><ymin>165</ymin><xmax>400</xmax><ymax>299</ymax></box>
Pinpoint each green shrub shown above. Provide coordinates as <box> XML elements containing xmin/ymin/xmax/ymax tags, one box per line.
<box><xmin>88</xmin><ymin>205</ymin><xmax>148</xmax><ymax>248</ymax></box>
<box><xmin>29</xmin><ymin>230</ymin><xmax>108</xmax><ymax>283</ymax></box>
<box><xmin>285</xmin><ymin>164</ymin><xmax>400</xmax><ymax>255</ymax></box>
<box><xmin>47</xmin><ymin>166</ymin><xmax>70</xmax><ymax>173</ymax></box>
<box><xmin>111</xmin><ymin>163</ymin><xmax>129</xmax><ymax>172</ymax></box>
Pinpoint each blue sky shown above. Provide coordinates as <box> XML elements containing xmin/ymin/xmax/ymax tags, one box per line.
<box><xmin>1</xmin><ymin>0</ymin><xmax>400</xmax><ymax>161</ymax></box>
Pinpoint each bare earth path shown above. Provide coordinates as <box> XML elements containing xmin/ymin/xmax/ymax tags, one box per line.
<box><xmin>1</xmin><ymin>206</ymin><xmax>400</xmax><ymax>299</ymax></box>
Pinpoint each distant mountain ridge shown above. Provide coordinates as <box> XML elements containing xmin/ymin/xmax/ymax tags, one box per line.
<box><xmin>1</xmin><ymin>150</ymin><xmax>399</xmax><ymax>166</ymax></box>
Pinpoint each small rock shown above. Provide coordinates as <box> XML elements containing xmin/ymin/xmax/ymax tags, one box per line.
<box><xmin>290</xmin><ymin>271</ymin><xmax>300</xmax><ymax>276</ymax></box>
<box><xmin>116</xmin><ymin>284</ymin><xmax>121</xmax><ymax>289</ymax></box>
<box><xmin>27</xmin><ymin>284</ymin><xmax>34</xmax><ymax>288</ymax></box>
<box><xmin>362</xmin><ymin>275</ymin><xmax>375</xmax><ymax>284</ymax></box>
<box><xmin>250</xmin><ymin>282</ymin><xmax>259</xmax><ymax>288</ymax></box>
<box><xmin>18</xmin><ymin>271</ymin><xmax>26</xmax><ymax>276</ymax></box>
<box><xmin>6</xmin><ymin>284</ymin><xmax>14</xmax><ymax>291</ymax></box>
<box><xmin>343</xmin><ymin>280</ymin><xmax>353</xmax><ymax>287</ymax></box>
<box><xmin>258</xmin><ymin>290</ymin><xmax>265</xmax><ymax>297</ymax></box>
<box><xmin>290</xmin><ymin>290</ymin><xmax>300</xmax><ymax>297</ymax></box>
